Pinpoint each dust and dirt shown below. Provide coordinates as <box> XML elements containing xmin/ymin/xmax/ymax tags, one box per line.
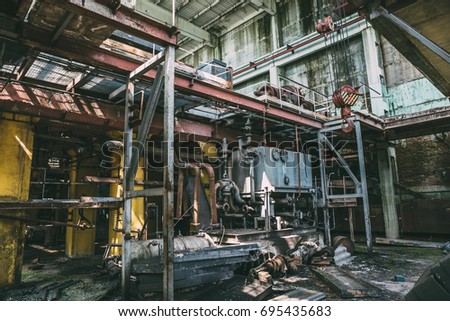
<box><xmin>0</xmin><ymin>244</ymin><xmax>119</xmax><ymax>301</ymax></box>
<box><xmin>340</xmin><ymin>244</ymin><xmax>443</xmax><ymax>300</ymax></box>
<box><xmin>0</xmin><ymin>243</ymin><xmax>445</xmax><ymax>301</ymax></box>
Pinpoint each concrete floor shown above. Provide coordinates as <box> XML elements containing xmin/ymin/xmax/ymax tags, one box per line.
<box><xmin>0</xmin><ymin>242</ymin><xmax>444</xmax><ymax>301</ymax></box>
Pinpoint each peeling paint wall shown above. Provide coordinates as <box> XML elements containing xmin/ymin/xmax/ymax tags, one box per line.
<box><xmin>182</xmin><ymin>13</ymin><xmax>272</xmax><ymax>69</ymax></box>
<box><xmin>282</xmin><ymin>35</ymin><xmax>367</xmax><ymax>103</ymax></box>
<box><xmin>386</xmin><ymin>78</ymin><xmax>449</xmax><ymax>115</ymax></box>
<box><xmin>381</xmin><ymin>37</ymin><xmax>450</xmax><ymax>201</ymax></box>
<box><xmin>0</xmin><ymin>119</ymin><xmax>33</xmax><ymax>288</ymax></box>
<box><xmin>183</xmin><ymin>0</ymin><xmax>334</xmax><ymax>70</ymax></box>
<box><xmin>221</xmin><ymin>13</ymin><xmax>273</xmax><ymax>68</ymax></box>
<box><xmin>278</xmin><ymin>0</ymin><xmax>324</xmax><ymax>45</ymax></box>
<box><xmin>381</xmin><ymin>37</ymin><xmax>448</xmax><ymax>116</ymax></box>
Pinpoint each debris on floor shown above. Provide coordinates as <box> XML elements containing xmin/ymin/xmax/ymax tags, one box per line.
<box><xmin>333</xmin><ymin>244</ymin><xmax>352</xmax><ymax>266</ymax></box>
<box><xmin>443</xmin><ymin>242</ymin><xmax>450</xmax><ymax>254</ymax></box>
<box><xmin>393</xmin><ymin>275</ymin><xmax>406</xmax><ymax>282</ymax></box>
<box><xmin>1</xmin><ymin>243</ymin><xmax>445</xmax><ymax>301</ymax></box>
<box><xmin>375</xmin><ymin>237</ymin><xmax>446</xmax><ymax>249</ymax></box>
<box><xmin>312</xmin><ymin>265</ymin><xmax>382</xmax><ymax>298</ymax></box>
<box><xmin>270</xmin><ymin>288</ymin><xmax>326</xmax><ymax>301</ymax></box>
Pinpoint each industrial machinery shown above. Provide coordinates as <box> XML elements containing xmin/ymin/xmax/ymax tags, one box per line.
<box><xmin>217</xmin><ymin>143</ymin><xmax>315</xmax><ymax>231</ymax></box>
<box><xmin>109</xmin><ymin>120</ymin><xmax>328</xmax><ymax>295</ymax></box>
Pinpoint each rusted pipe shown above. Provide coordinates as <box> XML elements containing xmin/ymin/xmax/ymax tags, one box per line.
<box><xmin>199</xmin><ymin>163</ymin><xmax>217</xmax><ymax>225</ymax></box>
<box><xmin>192</xmin><ymin>165</ymin><xmax>201</xmax><ymax>227</ymax></box>
<box><xmin>176</xmin><ymin>168</ymin><xmax>185</xmax><ymax>219</ymax></box>
<box><xmin>174</xmin><ymin>158</ymin><xmax>200</xmax><ymax>227</ymax></box>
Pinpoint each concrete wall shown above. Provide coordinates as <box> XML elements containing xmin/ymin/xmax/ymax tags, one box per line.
<box><xmin>381</xmin><ymin>37</ymin><xmax>448</xmax><ymax>116</ymax></box>
<box><xmin>183</xmin><ymin>12</ymin><xmax>272</xmax><ymax>69</ymax></box>
<box><xmin>221</xmin><ymin>13</ymin><xmax>273</xmax><ymax>68</ymax></box>
<box><xmin>381</xmin><ymin>37</ymin><xmax>450</xmax><ymax>203</ymax></box>
<box><xmin>182</xmin><ymin>0</ymin><xmax>333</xmax><ymax>69</ymax></box>
<box><xmin>396</xmin><ymin>134</ymin><xmax>450</xmax><ymax>199</ymax></box>
<box><xmin>234</xmin><ymin>73</ymin><xmax>269</xmax><ymax>97</ymax></box>
<box><xmin>279</xmin><ymin>0</ymin><xmax>313</xmax><ymax>45</ymax></box>
<box><xmin>282</xmin><ymin>35</ymin><xmax>367</xmax><ymax>101</ymax></box>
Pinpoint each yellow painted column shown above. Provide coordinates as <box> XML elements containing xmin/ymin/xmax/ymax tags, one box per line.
<box><xmin>108</xmin><ymin>149</ymin><xmax>145</xmax><ymax>255</ymax></box>
<box><xmin>0</xmin><ymin>118</ymin><xmax>33</xmax><ymax>288</ymax></box>
<box><xmin>65</xmin><ymin>153</ymin><xmax>97</xmax><ymax>257</ymax></box>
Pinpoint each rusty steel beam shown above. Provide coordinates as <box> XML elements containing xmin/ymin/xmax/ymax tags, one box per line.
<box><xmin>44</xmin><ymin>0</ymin><xmax>177</xmax><ymax>47</ymax></box>
<box><xmin>0</xmin><ymin>81</ymin><xmax>239</xmax><ymax>140</ymax></box>
<box><xmin>171</xmin><ymin>77</ymin><xmax>324</xmax><ymax>129</ymax></box>
<box><xmin>19</xmin><ymin>26</ymin><xmax>324</xmax><ymax>129</ymax></box>
<box><xmin>384</xmin><ymin>105</ymin><xmax>450</xmax><ymax>130</ymax></box>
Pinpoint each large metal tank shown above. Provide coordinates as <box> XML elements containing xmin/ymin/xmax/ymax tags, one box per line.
<box><xmin>231</xmin><ymin>146</ymin><xmax>313</xmax><ymax>194</ymax></box>
<box><xmin>130</xmin><ymin>234</ymin><xmax>215</xmax><ymax>263</ymax></box>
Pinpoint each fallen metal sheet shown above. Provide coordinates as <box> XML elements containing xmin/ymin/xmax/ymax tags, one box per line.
<box><xmin>175</xmin><ymin>276</ymin><xmax>272</xmax><ymax>301</ymax></box>
<box><xmin>132</xmin><ymin>243</ymin><xmax>260</xmax><ymax>292</ymax></box>
<box><xmin>312</xmin><ymin>266</ymin><xmax>382</xmax><ymax>298</ymax></box>
<box><xmin>135</xmin><ymin>267</ymin><xmax>234</xmax><ymax>293</ymax></box>
<box><xmin>270</xmin><ymin>288</ymin><xmax>326</xmax><ymax>301</ymax></box>
<box><xmin>333</xmin><ymin>244</ymin><xmax>352</xmax><ymax>267</ymax></box>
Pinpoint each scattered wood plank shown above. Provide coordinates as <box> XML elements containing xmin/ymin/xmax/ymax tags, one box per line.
<box><xmin>375</xmin><ymin>237</ymin><xmax>445</xmax><ymax>249</ymax></box>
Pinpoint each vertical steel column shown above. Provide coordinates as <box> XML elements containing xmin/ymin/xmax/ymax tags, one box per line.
<box><xmin>355</xmin><ymin>121</ymin><xmax>373</xmax><ymax>253</ymax></box>
<box><xmin>163</xmin><ymin>45</ymin><xmax>175</xmax><ymax>301</ymax></box>
<box><xmin>317</xmin><ymin>131</ymin><xmax>331</xmax><ymax>245</ymax></box>
<box><xmin>122</xmin><ymin>78</ymin><xmax>134</xmax><ymax>300</ymax></box>
<box><xmin>264</xmin><ymin>187</ymin><xmax>270</xmax><ymax>232</ymax></box>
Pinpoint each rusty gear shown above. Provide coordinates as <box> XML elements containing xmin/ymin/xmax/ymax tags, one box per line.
<box><xmin>315</xmin><ymin>15</ymin><xmax>335</xmax><ymax>34</ymax></box>
<box><xmin>332</xmin><ymin>85</ymin><xmax>361</xmax><ymax>133</ymax></box>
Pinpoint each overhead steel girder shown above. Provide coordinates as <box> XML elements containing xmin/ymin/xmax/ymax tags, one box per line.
<box><xmin>348</xmin><ymin>1</ymin><xmax>450</xmax><ymax>97</ymax></box>
<box><xmin>371</xmin><ymin>7</ymin><xmax>450</xmax><ymax>64</ymax></box>
<box><xmin>19</xmin><ymin>26</ymin><xmax>324</xmax><ymax>129</ymax></box>
<box><xmin>135</xmin><ymin>1</ymin><xmax>217</xmax><ymax>47</ymax></box>
<box><xmin>43</xmin><ymin>0</ymin><xmax>177</xmax><ymax>47</ymax></box>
